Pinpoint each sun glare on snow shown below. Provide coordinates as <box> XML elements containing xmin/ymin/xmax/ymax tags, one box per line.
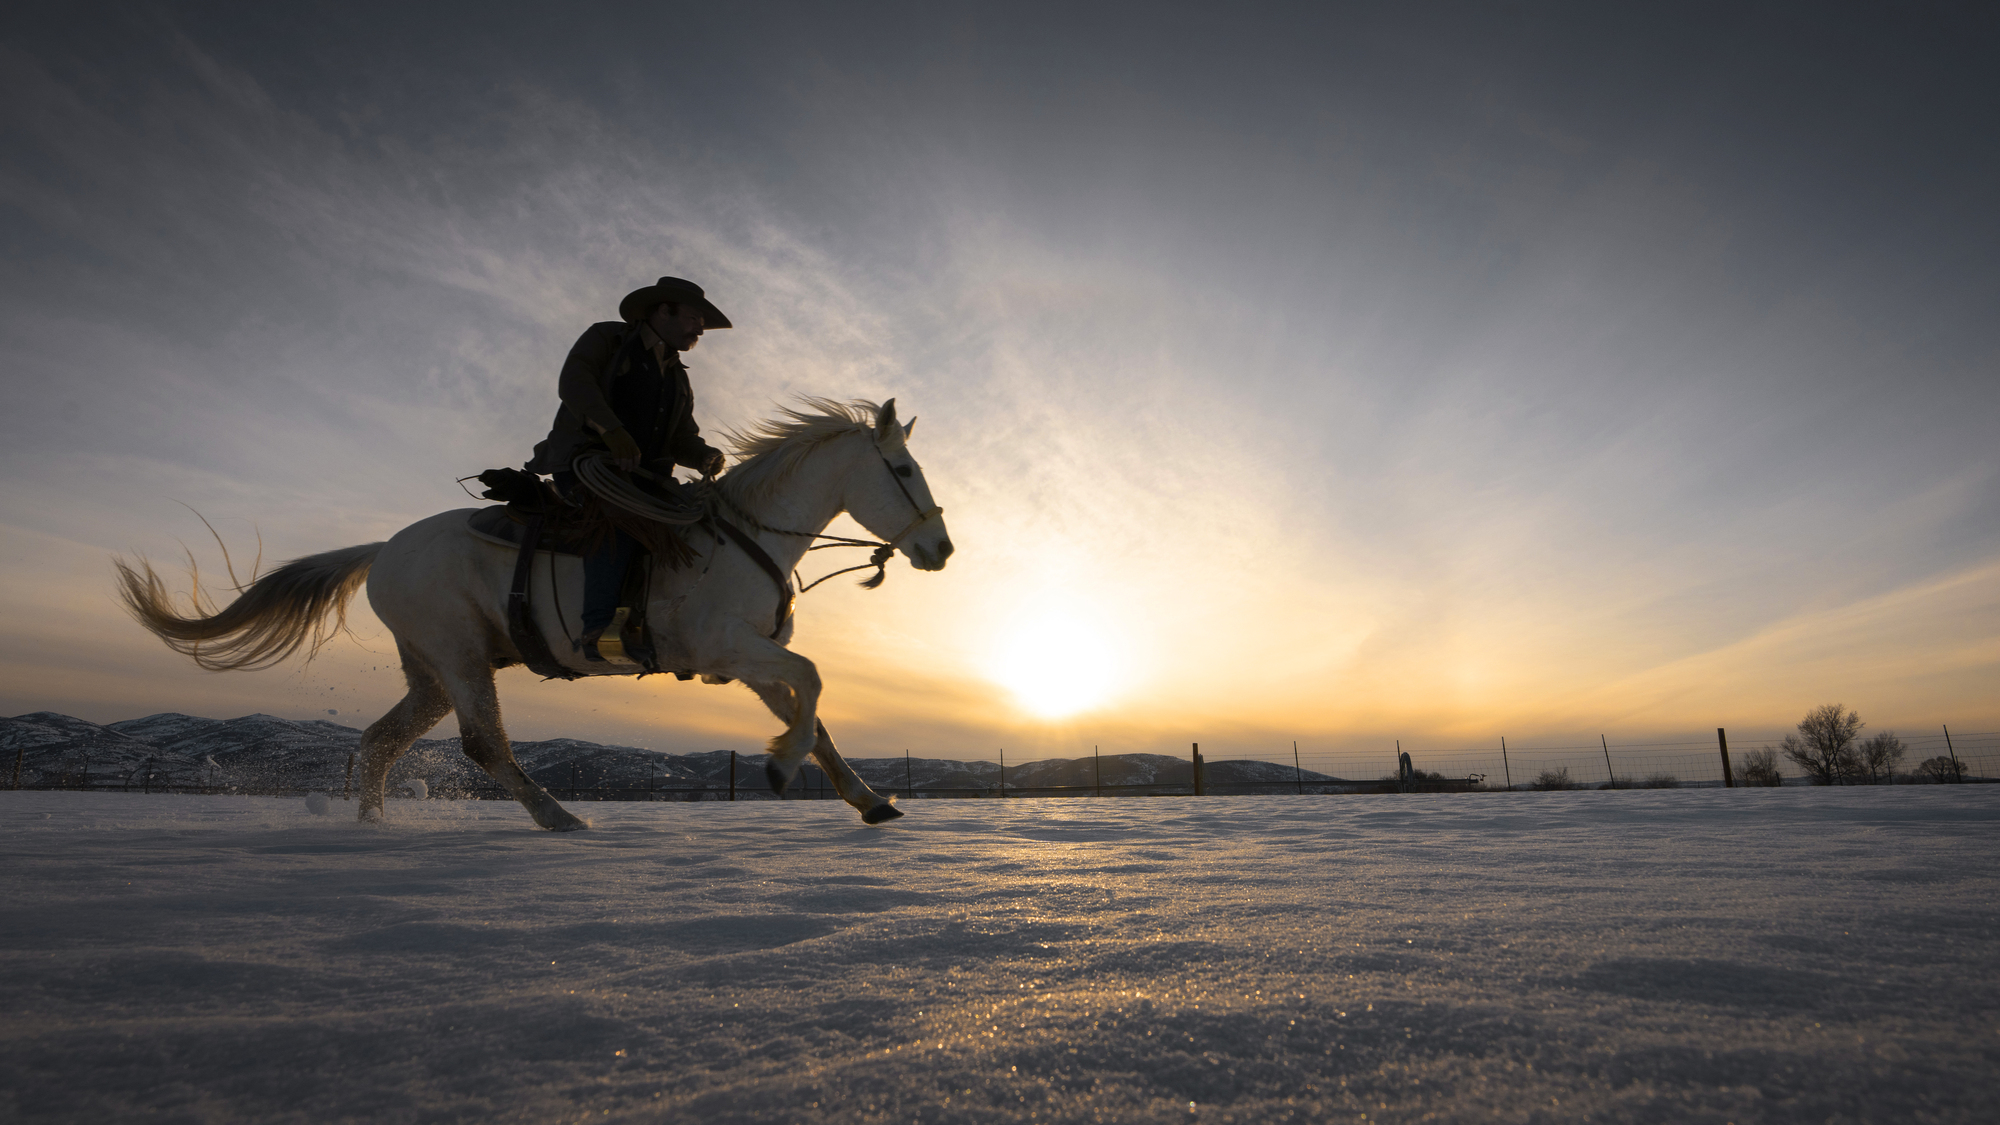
<box><xmin>988</xmin><ymin>604</ymin><xmax>1122</xmax><ymax>719</ymax></box>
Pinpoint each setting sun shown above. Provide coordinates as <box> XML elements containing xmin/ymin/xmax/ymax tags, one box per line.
<box><xmin>988</xmin><ymin>603</ymin><xmax>1123</xmax><ymax>719</ymax></box>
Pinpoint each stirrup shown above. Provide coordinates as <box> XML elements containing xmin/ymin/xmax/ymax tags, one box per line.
<box><xmin>581</xmin><ymin>608</ymin><xmax>640</xmax><ymax>666</ymax></box>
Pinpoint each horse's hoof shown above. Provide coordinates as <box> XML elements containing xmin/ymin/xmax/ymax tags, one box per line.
<box><xmin>862</xmin><ymin>803</ymin><xmax>904</xmax><ymax>825</ymax></box>
<box><xmin>766</xmin><ymin>762</ymin><xmax>790</xmax><ymax>797</ymax></box>
<box><xmin>535</xmin><ymin>807</ymin><xmax>589</xmax><ymax>832</ymax></box>
<box><xmin>358</xmin><ymin>806</ymin><xmax>384</xmax><ymax>824</ymax></box>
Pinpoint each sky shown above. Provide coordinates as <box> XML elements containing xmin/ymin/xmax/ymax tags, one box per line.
<box><xmin>2</xmin><ymin>2</ymin><xmax>1995</xmax><ymax>770</ymax></box>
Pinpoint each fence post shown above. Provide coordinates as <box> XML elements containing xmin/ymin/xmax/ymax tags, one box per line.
<box><xmin>1293</xmin><ymin>740</ymin><xmax>1303</xmax><ymax>795</ymax></box>
<box><xmin>728</xmin><ymin>750</ymin><xmax>737</xmax><ymax>801</ymax></box>
<box><xmin>1500</xmin><ymin>737</ymin><xmax>1511</xmax><ymax>791</ymax></box>
<box><xmin>344</xmin><ymin>752</ymin><xmax>354</xmax><ymax>800</ymax></box>
<box><xmin>999</xmin><ymin>748</ymin><xmax>1006</xmax><ymax>798</ymax></box>
<box><xmin>1943</xmin><ymin>725</ymin><xmax>1963</xmax><ymax>782</ymax></box>
<box><xmin>1602</xmin><ymin>735</ymin><xmax>1615</xmax><ymax>788</ymax></box>
<box><xmin>1717</xmin><ymin>728</ymin><xmax>1735</xmax><ymax>788</ymax></box>
<box><xmin>1192</xmin><ymin>743</ymin><xmax>1204</xmax><ymax>796</ymax></box>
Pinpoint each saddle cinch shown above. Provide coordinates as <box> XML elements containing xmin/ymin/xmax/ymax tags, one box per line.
<box><xmin>467</xmin><ymin>467</ymin><xmax>696</xmax><ymax>681</ymax></box>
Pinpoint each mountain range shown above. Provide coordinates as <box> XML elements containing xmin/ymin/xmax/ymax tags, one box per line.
<box><xmin>2</xmin><ymin>711</ymin><xmax>1359</xmax><ymax>799</ymax></box>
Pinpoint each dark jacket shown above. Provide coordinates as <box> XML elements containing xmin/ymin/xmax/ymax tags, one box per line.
<box><xmin>528</xmin><ymin>321</ymin><xmax>721</xmax><ymax>474</ymax></box>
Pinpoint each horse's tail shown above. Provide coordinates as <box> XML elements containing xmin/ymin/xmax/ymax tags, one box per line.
<box><xmin>114</xmin><ymin>542</ymin><xmax>385</xmax><ymax>672</ymax></box>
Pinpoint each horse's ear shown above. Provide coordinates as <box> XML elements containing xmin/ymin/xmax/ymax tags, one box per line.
<box><xmin>903</xmin><ymin>416</ymin><xmax>917</xmax><ymax>439</ymax></box>
<box><xmin>875</xmin><ymin>398</ymin><xmax>899</xmax><ymax>442</ymax></box>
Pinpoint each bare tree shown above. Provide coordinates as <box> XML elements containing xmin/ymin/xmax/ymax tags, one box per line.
<box><xmin>1533</xmin><ymin>767</ymin><xmax>1576</xmax><ymax>791</ymax></box>
<box><xmin>1780</xmin><ymin>703</ymin><xmax>1863</xmax><ymax>785</ymax></box>
<box><xmin>1739</xmin><ymin>747</ymin><xmax>1783</xmax><ymax>787</ymax></box>
<box><xmin>1856</xmin><ymin>732</ymin><xmax>1906</xmax><ymax>784</ymax></box>
<box><xmin>1916</xmin><ymin>755</ymin><xmax>1964</xmax><ymax>784</ymax></box>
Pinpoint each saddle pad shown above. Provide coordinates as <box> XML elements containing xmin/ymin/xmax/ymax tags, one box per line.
<box><xmin>466</xmin><ymin>506</ymin><xmax>587</xmax><ymax>555</ymax></box>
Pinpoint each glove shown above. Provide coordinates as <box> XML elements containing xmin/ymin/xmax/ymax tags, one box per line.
<box><xmin>601</xmin><ymin>426</ymin><xmax>642</xmax><ymax>468</ymax></box>
<box><xmin>700</xmin><ymin>449</ymin><xmax>727</xmax><ymax>477</ymax></box>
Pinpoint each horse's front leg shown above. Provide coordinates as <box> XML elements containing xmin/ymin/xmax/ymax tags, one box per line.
<box><xmin>809</xmin><ymin>720</ymin><xmax>903</xmax><ymax>825</ymax></box>
<box><xmin>738</xmin><ymin>691</ymin><xmax>901</xmax><ymax>823</ymax></box>
<box><xmin>715</xmin><ymin>628</ymin><xmax>821</xmax><ymax>795</ymax></box>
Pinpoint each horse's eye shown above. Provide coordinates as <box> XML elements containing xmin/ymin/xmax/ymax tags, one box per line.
<box><xmin>894</xmin><ymin>465</ymin><xmax>914</xmax><ymax>478</ymax></box>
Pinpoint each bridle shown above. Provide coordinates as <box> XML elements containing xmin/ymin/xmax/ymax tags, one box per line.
<box><xmin>711</xmin><ymin>438</ymin><xmax>942</xmax><ymax>594</ymax></box>
<box><xmin>867</xmin><ymin>442</ymin><xmax>947</xmax><ymax>552</ymax></box>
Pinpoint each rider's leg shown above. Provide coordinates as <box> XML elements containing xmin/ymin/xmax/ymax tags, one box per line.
<box><xmin>578</xmin><ymin>529</ymin><xmax>638</xmax><ymax>659</ymax></box>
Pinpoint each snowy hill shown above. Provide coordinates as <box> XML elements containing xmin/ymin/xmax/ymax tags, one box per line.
<box><xmin>0</xmin><ymin>713</ymin><xmax>159</xmax><ymax>783</ymax></box>
<box><xmin>5</xmin><ymin>711</ymin><xmax>1353</xmax><ymax>796</ymax></box>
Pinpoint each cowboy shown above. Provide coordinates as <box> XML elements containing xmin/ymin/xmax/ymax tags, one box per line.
<box><xmin>527</xmin><ymin>276</ymin><xmax>731</xmax><ymax>661</ymax></box>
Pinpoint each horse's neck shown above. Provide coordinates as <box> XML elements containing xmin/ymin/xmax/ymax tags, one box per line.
<box><xmin>723</xmin><ymin>435</ymin><xmax>861</xmax><ymax>570</ymax></box>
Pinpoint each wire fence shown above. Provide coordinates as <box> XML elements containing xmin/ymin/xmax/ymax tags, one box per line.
<box><xmin>940</xmin><ymin>728</ymin><xmax>1998</xmax><ymax>795</ymax></box>
<box><xmin>11</xmin><ymin>728</ymin><xmax>1994</xmax><ymax>803</ymax></box>
<box><xmin>1282</xmin><ymin>727</ymin><xmax>1998</xmax><ymax>790</ymax></box>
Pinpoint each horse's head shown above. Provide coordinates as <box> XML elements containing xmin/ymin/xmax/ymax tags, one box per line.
<box><xmin>847</xmin><ymin>398</ymin><xmax>952</xmax><ymax>571</ymax></box>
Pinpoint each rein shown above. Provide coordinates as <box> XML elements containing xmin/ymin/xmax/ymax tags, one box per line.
<box><xmin>709</xmin><ymin>445</ymin><xmax>942</xmax><ymax>594</ymax></box>
<box><xmin>565</xmin><ymin>434</ymin><xmax>939</xmax><ymax>633</ymax></box>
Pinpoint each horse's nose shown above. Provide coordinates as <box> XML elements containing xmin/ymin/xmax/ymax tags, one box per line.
<box><xmin>936</xmin><ymin>539</ymin><xmax>953</xmax><ymax>561</ymax></box>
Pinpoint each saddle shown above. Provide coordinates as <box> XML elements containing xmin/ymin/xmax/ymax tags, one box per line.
<box><xmin>469</xmin><ymin>469</ymin><xmax>669</xmax><ymax>680</ymax></box>
<box><xmin>467</xmin><ymin>465</ymin><xmax>794</xmax><ymax>683</ymax></box>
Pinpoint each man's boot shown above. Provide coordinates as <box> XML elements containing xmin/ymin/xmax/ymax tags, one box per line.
<box><xmin>579</xmin><ymin>608</ymin><xmax>637</xmax><ymax>665</ymax></box>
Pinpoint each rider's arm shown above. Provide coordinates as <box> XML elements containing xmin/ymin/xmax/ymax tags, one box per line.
<box><xmin>665</xmin><ymin>366</ymin><xmax>725</xmax><ymax>472</ymax></box>
<box><xmin>556</xmin><ymin>323</ymin><xmax>628</xmax><ymax>439</ymax></box>
<box><xmin>669</xmin><ymin>422</ymin><xmax>722</xmax><ymax>473</ymax></box>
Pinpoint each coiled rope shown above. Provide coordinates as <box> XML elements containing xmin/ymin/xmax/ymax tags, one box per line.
<box><xmin>570</xmin><ymin>451</ymin><xmax>711</xmax><ymax>525</ymax></box>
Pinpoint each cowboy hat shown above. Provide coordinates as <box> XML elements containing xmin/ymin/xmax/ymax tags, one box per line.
<box><xmin>618</xmin><ymin>276</ymin><xmax>733</xmax><ymax>328</ymax></box>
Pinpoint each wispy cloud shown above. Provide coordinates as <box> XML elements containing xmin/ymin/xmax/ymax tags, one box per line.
<box><xmin>3</xmin><ymin>8</ymin><xmax>1995</xmax><ymax>763</ymax></box>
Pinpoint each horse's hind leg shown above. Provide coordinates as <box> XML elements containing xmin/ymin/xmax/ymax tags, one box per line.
<box><xmin>436</xmin><ymin>656</ymin><xmax>585</xmax><ymax>832</ymax></box>
<box><xmin>357</xmin><ymin>643</ymin><xmax>453</xmax><ymax>822</ymax></box>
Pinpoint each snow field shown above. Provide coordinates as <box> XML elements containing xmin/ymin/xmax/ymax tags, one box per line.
<box><xmin>1</xmin><ymin>787</ymin><xmax>1996</xmax><ymax>1123</ymax></box>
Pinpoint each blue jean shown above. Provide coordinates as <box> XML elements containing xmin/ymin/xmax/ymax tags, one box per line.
<box><xmin>580</xmin><ymin>530</ymin><xmax>639</xmax><ymax>635</ymax></box>
<box><xmin>553</xmin><ymin>469</ymin><xmax>640</xmax><ymax>637</ymax></box>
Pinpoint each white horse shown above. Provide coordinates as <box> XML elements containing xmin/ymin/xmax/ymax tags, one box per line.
<box><xmin>116</xmin><ymin>398</ymin><xmax>952</xmax><ymax>830</ymax></box>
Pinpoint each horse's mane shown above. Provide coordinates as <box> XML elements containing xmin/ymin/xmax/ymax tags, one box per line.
<box><xmin>720</xmin><ymin>397</ymin><xmax>881</xmax><ymax>505</ymax></box>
